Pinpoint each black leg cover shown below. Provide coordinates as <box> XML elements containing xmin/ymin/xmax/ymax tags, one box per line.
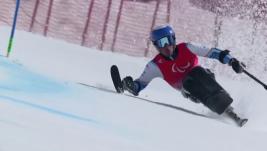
<box><xmin>182</xmin><ymin>66</ymin><xmax>233</xmax><ymax>114</ymax></box>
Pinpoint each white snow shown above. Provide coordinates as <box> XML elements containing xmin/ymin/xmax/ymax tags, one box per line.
<box><xmin>0</xmin><ymin>26</ymin><xmax>267</xmax><ymax>151</ymax></box>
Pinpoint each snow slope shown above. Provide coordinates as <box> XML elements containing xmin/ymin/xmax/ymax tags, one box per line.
<box><xmin>0</xmin><ymin>26</ymin><xmax>267</xmax><ymax>151</ymax></box>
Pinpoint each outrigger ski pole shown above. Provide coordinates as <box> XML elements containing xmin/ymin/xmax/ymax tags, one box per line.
<box><xmin>243</xmin><ymin>69</ymin><xmax>267</xmax><ymax>90</ymax></box>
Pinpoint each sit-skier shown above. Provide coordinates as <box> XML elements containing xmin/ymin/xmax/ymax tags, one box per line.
<box><xmin>121</xmin><ymin>25</ymin><xmax>248</xmax><ymax>126</ymax></box>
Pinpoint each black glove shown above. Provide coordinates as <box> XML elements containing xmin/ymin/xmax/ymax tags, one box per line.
<box><xmin>229</xmin><ymin>58</ymin><xmax>246</xmax><ymax>73</ymax></box>
<box><xmin>218</xmin><ymin>49</ymin><xmax>230</xmax><ymax>64</ymax></box>
<box><xmin>122</xmin><ymin>76</ymin><xmax>138</xmax><ymax>96</ymax></box>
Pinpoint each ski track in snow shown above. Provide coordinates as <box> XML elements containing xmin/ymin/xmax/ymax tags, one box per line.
<box><xmin>0</xmin><ymin>95</ymin><xmax>99</xmax><ymax>124</ymax></box>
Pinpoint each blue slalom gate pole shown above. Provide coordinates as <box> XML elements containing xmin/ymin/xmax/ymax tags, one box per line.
<box><xmin>7</xmin><ymin>0</ymin><xmax>20</xmax><ymax>57</ymax></box>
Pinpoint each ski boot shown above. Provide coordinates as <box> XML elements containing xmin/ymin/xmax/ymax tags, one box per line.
<box><xmin>225</xmin><ymin>106</ymin><xmax>248</xmax><ymax>127</ymax></box>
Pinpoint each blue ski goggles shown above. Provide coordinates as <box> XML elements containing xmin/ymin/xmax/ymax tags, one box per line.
<box><xmin>153</xmin><ymin>36</ymin><xmax>175</xmax><ymax>48</ymax></box>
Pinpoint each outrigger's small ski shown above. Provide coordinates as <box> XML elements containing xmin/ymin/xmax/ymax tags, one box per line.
<box><xmin>225</xmin><ymin>107</ymin><xmax>248</xmax><ymax>127</ymax></box>
<box><xmin>110</xmin><ymin>65</ymin><xmax>124</xmax><ymax>93</ymax></box>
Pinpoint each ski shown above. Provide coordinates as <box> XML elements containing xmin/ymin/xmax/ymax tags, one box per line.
<box><xmin>78</xmin><ymin>82</ymin><xmax>213</xmax><ymax>119</ymax></box>
<box><xmin>78</xmin><ymin>82</ymin><xmax>251</xmax><ymax>127</ymax></box>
